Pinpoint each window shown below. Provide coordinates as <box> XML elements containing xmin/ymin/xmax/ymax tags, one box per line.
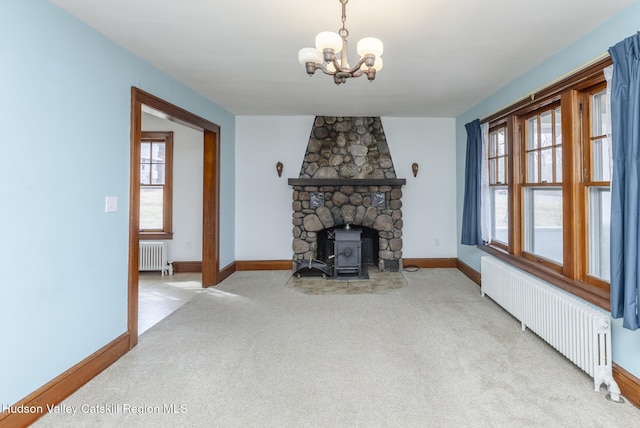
<box><xmin>522</xmin><ymin>106</ymin><xmax>563</xmax><ymax>266</ymax></box>
<box><xmin>481</xmin><ymin>57</ymin><xmax>613</xmax><ymax>308</ymax></box>
<box><xmin>584</xmin><ymin>84</ymin><xmax>611</xmax><ymax>285</ymax></box>
<box><xmin>140</xmin><ymin>131</ymin><xmax>173</xmax><ymax>240</ymax></box>
<box><xmin>488</xmin><ymin>126</ymin><xmax>508</xmax><ymax>246</ymax></box>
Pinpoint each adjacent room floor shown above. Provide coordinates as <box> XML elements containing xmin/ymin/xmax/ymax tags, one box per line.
<box><xmin>138</xmin><ymin>272</ymin><xmax>204</xmax><ymax>334</ymax></box>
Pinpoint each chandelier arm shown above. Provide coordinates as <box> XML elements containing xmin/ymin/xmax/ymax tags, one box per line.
<box><xmin>314</xmin><ymin>63</ymin><xmax>332</xmax><ymax>75</ymax></box>
<box><xmin>315</xmin><ymin>63</ymin><xmax>341</xmax><ymax>77</ymax></box>
<box><xmin>333</xmin><ymin>55</ymin><xmax>347</xmax><ymax>73</ymax></box>
<box><xmin>345</xmin><ymin>56</ymin><xmax>369</xmax><ymax>74</ymax></box>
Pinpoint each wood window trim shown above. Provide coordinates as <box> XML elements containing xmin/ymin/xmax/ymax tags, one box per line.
<box><xmin>581</xmin><ymin>82</ymin><xmax>611</xmax><ymax>289</ymax></box>
<box><xmin>139</xmin><ymin>232</ymin><xmax>173</xmax><ymax>240</ymax></box>
<box><xmin>521</xmin><ymin>103</ymin><xmax>562</xmax><ymax>185</ymax></box>
<box><xmin>488</xmin><ymin>125</ymin><xmax>509</xmax><ymax>249</ymax></box>
<box><xmin>481</xmin><ymin>56</ymin><xmax>613</xmax><ymax>311</ymax></box>
<box><xmin>488</xmin><ymin>125</ymin><xmax>508</xmax><ymax>185</ymax></box>
<box><xmin>488</xmin><ymin>184</ymin><xmax>509</xmax><ymax>250</ymax></box>
<box><xmin>139</xmin><ymin>131</ymin><xmax>173</xmax><ymax>240</ymax></box>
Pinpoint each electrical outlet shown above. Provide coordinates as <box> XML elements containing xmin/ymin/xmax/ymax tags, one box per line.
<box><xmin>434</xmin><ymin>238</ymin><xmax>440</xmax><ymax>247</ymax></box>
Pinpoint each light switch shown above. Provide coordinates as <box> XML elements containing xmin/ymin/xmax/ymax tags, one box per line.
<box><xmin>105</xmin><ymin>196</ymin><xmax>118</xmax><ymax>213</ymax></box>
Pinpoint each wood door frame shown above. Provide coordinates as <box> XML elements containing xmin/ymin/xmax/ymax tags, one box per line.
<box><xmin>129</xmin><ymin>87</ymin><xmax>221</xmax><ymax>349</ymax></box>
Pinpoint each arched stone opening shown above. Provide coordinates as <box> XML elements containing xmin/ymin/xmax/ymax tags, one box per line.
<box><xmin>317</xmin><ymin>225</ymin><xmax>381</xmax><ymax>268</ymax></box>
<box><xmin>291</xmin><ymin>183</ymin><xmax>403</xmax><ymax>272</ymax></box>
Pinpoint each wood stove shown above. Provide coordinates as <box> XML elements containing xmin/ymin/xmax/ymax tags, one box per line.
<box><xmin>333</xmin><ymin>227</ymin><xmax>363</xmax><ymax>278</ymax></box>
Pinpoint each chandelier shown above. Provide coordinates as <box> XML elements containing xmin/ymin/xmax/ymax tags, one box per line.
<box><xmin>297</xmin><ymin>0</ymin><xmax>383</xmax><ymax>85</ymax></box>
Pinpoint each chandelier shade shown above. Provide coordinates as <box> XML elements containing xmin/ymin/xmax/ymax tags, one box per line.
<box><xmin>356</xmin><ymin>37</ymin><xmax>384</xmax><ymax>57</ymax></box>
<box><xmin>315</xmin><ymin>32</ymin><xmax>343</xmax><ymax>53</ymax></box>
<box><xmin>298</xmin><ymin>48</ymin><xmax>323</xmax><ymax>65</ymax></box>
<box><xmin>298</xmin><ymin>0</ymin><xmax>383</xmax><ymax>85</ymax></box>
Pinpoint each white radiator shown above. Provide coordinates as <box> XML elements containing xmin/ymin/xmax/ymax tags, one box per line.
<box><xmin>481</xmin><ymin>256</ymin><xmax>621</xmax><ymax>401</ymax></box>
<box><xmin>139</xmin><ymin>241</ymin><xmax>171</xmax><ymax>276</ymax></box>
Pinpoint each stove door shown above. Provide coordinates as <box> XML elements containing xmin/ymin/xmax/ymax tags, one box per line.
<box><xmin>334</xmin><ymin>241</ymin><xmax>361</xmax><ymax>274</ymax></box>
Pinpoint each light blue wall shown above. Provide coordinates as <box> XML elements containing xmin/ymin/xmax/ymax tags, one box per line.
<box><xmin>0</xmin><ymin>0</ymin><xmax>235</xmax><ymax>405</ymax></box>
<box><xmin>456</xmin><ymin>1</ymin><xmax>640</xmax><ymax>379</ymax></box>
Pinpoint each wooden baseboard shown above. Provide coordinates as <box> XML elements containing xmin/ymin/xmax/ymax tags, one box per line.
<box><xmin>456</xmin><ymin>259</ymin><xmax>481</xmax><ymax>286</ymax></box>
<box><xmin>403</xmin><ymin>258</ymin><xmax>457</xmax><ymax>268</ymax></box>
<box><xmin>236</xmin><ymin>259</ymin><xmax>459</xmax><ymax>271</ymax></box>
<box><xmin>234</xmin><ymin>259</ymin><xmax>457</xmax><ymax>271</ymax></box>
<box><xmin>236</xmin><ymin>260</ymin><xmax>292</xmax><ymax>271</ymax></box>
<box><xmin>0</xmin><ymin>333</ymin><xmax>129</xmax><ymax>427</ymax></box>
<box><xmin>173</xmin><ymin>260</ymin><xmax>290</xmax><ymax>283</ymax></box>
<box><xmin>219</xmin><ymin>261</ymin><xmax>236</xmax><ymax>283</ymax></box>
<box><xmin>172</xmin><ymin>261</ymin><xmax>202</xmax><ymax>273</ymax></box>
<box><xmin>614</xmin><ymin>363</ymin><xmax>640</xmax><ymax>409</ymax></box>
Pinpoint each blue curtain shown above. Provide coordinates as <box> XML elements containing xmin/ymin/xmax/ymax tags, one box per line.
<box><xmin>461</xmin><ymin>119</ymin><xmax>482</xmax><ymax>245</ymax></box>
<box><xmin>609</xmin><ymin>32</ymin><xmax>640</xmax><ymax>330</ymax></box>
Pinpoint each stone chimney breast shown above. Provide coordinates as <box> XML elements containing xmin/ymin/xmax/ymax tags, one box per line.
<box><xmin>288</xmin><ymin>116</ymin><xmax>406</xmax><ymax>273</ymax></box>
<box><xmin>298</xmin><ymin>117</ymin><xmax>397</xmax><ymax>180</ymax></box>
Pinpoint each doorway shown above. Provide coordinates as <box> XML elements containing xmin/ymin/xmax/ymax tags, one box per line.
<box><xmin>128</xmin><ymin>87</ymin><xmax>221</xmax><ymax>349</ymax></box>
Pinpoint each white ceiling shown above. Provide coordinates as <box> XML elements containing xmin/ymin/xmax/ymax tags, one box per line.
<box><xmin>50</xmin><ymin>0</ymin><xmax>633</xmax><ymax>117</ymax></box>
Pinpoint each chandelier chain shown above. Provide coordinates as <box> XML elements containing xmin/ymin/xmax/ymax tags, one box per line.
<box><xmin>339</xmin><ymin>0</ymin><xmax>349</xmax><ymax>39</ymax></box>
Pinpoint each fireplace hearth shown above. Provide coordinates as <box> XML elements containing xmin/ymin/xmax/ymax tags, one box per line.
<box><xmin>289</xmin><ymin>116</ymin><xmax>405</xmax><ymax>275</ymax></box>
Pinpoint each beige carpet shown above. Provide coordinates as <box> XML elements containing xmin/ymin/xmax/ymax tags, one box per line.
<box><xmin>34</xmin><ymin>269</ymin><xmax>640</xmax><ymax>427</ymax></box>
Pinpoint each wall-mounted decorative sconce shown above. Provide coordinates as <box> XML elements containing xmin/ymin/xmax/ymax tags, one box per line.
<box><xmin>411</xmin><ymin>162</ymin><xmax>419</xmax><ymax>177</ymax></box>
<box><xmin>276</xmin><ymin>161</ymin><xmax>284</xmax><ymax>177</ymax></box>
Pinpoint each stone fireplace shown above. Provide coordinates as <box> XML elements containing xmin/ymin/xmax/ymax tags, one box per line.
<box><xmin>288</xmin><ymin>116</ymin><xmax>405</xmax><ymax>274</ymax></box>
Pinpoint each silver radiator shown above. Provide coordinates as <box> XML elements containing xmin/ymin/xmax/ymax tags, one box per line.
<box><xmin>139</xmin><ymin>241</ymin><xmax>170</xmax><ymax>276</ymax></box>
<box><xmin>481</xmin><ymin>256</ymin><xmax>621</xmax><ymax>401</ymax></box>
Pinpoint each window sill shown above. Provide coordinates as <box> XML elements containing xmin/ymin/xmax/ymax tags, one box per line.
<box><xmin>478</xmin><ymin>244</ymin><xmax>611</xmax><ymax>311</ymax></box>
<box><xmin>140</xmin><ymin>232</ymin><xmax>173</xmax><ymax>240</ymax></box>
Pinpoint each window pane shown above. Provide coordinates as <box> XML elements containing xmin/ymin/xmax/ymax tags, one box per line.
<box><xmin>152</xmin><ymin>164</ymin><xmax>165</xmax><ymax>185</ymax></box>
<box><xmin>540</xmin><ymin>148</ymin><xmax>553</xmax><ymax>182</ymax></box>
<box><xmin>555</xmin><ymin>107</ymin><xmax>562</xmax><ymax>145</ymax></box>
<box><xmin>140</xmin><ymin>186</ymin><xmax>164</xmax><ymax>230</ymax></box>
<box><xmin>592</xmin><ymin>137</ymin><xmax>612</xmax><ymax>182</ymax></box>
<box><xmin>140</xmin><ymin>164</ymin><xmax>150</xmax><ymax>185</ymax></box>
<box><xmin>492</xmin><ymin>187</ymin><xmax>509</xmax><ymax>244</ymax></box>
<box><xmin>524</xmin><ymin>188</ymin><xmax>563</xmax><ymax>264</ymax></box>
<box><xmin>503</xmin><ymin>157</ymin><xmax>508</xmax><ymax>184</ymax></box>
<box><xmin>527</xmin><ymin>152</ymin><xmax>538</xmax><ymax>182</ymax></box>
<box><xmin>555</xmin><ymin>146</ymin><xmax>562</xmax><ymax>182</ymax></box>
<box><xmin>152</xmin><ymin>142</ymin><xmax>166</xmax><ymax>163</ymax></box>
<box><xmin>527</xmin><ymin>117</ymin><xmax>538</xmax><ymax>149</ymax></box>
<box><xmin>489</xmin><ymin>159</ymin><xmax>497</xmax><ymax>184</ymax></box>
<box><xmin>141</xmin><ymin>143</ymin><xmax>151</xmax><ymax>162</ymax></box>
<box><xmin>497</xmin><ymin>129</ymin><xmax>505</xmax><ymax>155</ymax></box>
<box><xmin>592</xmin><ymin>91</ymin><xmax>607</xmax><ymax>137</ymax></box>
<box><xmin>490</xmin><ymin>133</ymin><xmax>496</xmax><ymax>157</ymax></box>
<box><xmin>497</xmin><ymin>158</ymin><xmax>506</xmax><ymax>184</ymax></box>
<box><xmin>540</xmin><ymin>111</ymin><xmax>553</xmax><ymax>147</ymax></box>
<box><xmin>588</xmin><ymin>187</ymin><xmax>611</xmax><ymax>281</ymax></box>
